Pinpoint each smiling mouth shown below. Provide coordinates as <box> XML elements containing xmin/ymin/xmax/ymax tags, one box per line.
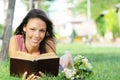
<box><xmin>32</xmin><ymin>39</ymin><xmax>39</xmax><ymax>43</ymax></box>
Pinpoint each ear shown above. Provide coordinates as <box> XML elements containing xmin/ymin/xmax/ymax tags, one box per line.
<box><xmin>23</xmin><ymin>26</ymin><xmax>26</xmax><ymax>32</ymax></box>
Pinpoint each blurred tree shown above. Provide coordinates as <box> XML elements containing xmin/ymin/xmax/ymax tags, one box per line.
<box><xmin>0</xmin><ymin>0</ymin><xmax>16</xmax><ymax>61</ymax></box>
<box><xmin>91</xmin><ymin>0</ymin><xmax>120</xmax><ymax>19</ymax></box>
<box><xmin>96</xmin><ymin>9</ymin><xmax>120</xmax><ymax>39</ymax></box>
<box><xmin>0</xmin><ymin>24</ymin><xmax>4</xmax><ymax>39</ymax></box>
<box><xmin>21</xmin><ymin>0</ymin><xmax>54</xmax><ymax>12</ymax></box>
<box><xmin>67</xmin><ymin>0</ymin><xmax>120</xmax><ymax>19</ymax></box>
<box><xmin>96</xmin><ymin>15</ymin><xmax>106</xmax><ymax>36</ymax></box>
<box><xmin>29</xmin><ymin>0</ymin><xmax>34</xmax><ymax>9</ymax></box>
<box><xmin>40</xmin><ymin>0</ymin><xmax>54</xmax><ymax>12</ymax></box>
<box><xmin>67</xmin><ymin>0</ymin><xmax>87</xmax><ymax>16</ymax></box>
<box><xmin>104</xmin><ymin>9</ymin><xmax>120</xmax><ymax>38</ymax></box>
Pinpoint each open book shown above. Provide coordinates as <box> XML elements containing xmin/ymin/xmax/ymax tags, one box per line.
<box><xmin>10</xmin><ymin>52</ymin><xmax>59</xmax><ymax>77</ymax></box>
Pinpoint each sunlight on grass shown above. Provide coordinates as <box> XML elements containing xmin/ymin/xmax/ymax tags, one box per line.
<box><xmin>57</xmin><ymin>42</ymin><xmax>120</xmax><ymax>80</ymax></box>
<box><xmin>0</xmin><ymin>42</ymin><xmax>120</xmax><ymax>80</ymax></box>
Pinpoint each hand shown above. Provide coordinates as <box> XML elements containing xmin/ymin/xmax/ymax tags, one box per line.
<box><xmin>22</xmin><ymin>71</ymin><xmax>46</xmax><ymax>80</ymax></box>
<box><xmin>39</xmin><ymin>71</ymin><xmax>46</xmax><ymax>77</ymax></box>
<box><xmin>22</xmin><ymin>72</ymin><xmax>38</xmax><ymax>80</ymax></box>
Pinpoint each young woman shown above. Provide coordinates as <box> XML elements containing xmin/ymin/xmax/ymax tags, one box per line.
<box><xmin>9</xmin><ymin>9</ymin><xmax>74</xmax><ymax>80</ymax></box>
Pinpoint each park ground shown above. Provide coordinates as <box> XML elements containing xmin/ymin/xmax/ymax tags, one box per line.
<box><xmin>0</xmin><ymin>42</ymin><xmax>120</xmax><ymax>80</ymax></box>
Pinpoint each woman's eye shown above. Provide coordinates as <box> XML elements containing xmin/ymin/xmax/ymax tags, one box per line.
<box><xmin>40</xmin><ymin>30</ymin><xmax>45</xmax><ymax>32</ymax></box>
<box><xmin>30</xmin><ymin>28</ymin><xmax>35</xmax><ymax>31</ymax></box>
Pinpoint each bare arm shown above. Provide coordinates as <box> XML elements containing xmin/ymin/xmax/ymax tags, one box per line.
<box><xmin>9</xmin><ymin>36</ymin><xmax>32</xmax><ymax>58</ymax></box>
<box><xmin>9</xmin><ymin>36</ymin><xmax>18</xmax><ymax>57</ymax></box>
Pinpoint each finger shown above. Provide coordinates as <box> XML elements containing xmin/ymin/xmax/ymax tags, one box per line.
<box><xmin>22</xmin><ymin>72</ymin><xmax>27</xmax><ymax>80</ymax></box>
<box><xmin>27</xmin><ymin>74</ymin><xmax>34</xmax><ymax>80</ymax></box>
<box><xmin>34</xmin><ymin>76</ymin><xmax>41</xmax><ymax>80</ymax></box>
<box><xmin>30</xmin><ymin>76</ymin><xmax>36</xmax><ymax>80</ymax></box>
<box><xmin>39</xmin><ymin>71</ymin><xmax>46</xmax><ymax>77</ymax></box>
<box><xmin>35</xmin><ymin>76</ymin><xmax>41</xmax><ymax>79</ymax></box>
<box><xmin>35</xmin><ymin>76</ymin><xmax>43</xmax><ymax>80</ymax></box>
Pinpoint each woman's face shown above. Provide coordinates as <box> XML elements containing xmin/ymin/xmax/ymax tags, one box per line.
<box><xmin>23</xmin><ymin>18</ymin><xmax>46</xmax><ymax>47</ymax></box>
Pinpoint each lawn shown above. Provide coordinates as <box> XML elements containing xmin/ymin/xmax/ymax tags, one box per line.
<box><xmin>0</xmin><ymin>42</ymin><xmax>120</xmax><ymax>80</ymax></box>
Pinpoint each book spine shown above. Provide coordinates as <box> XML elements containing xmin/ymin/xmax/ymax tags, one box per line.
<box><xmin>32</xmin><ymin>60</ymin><xmax>39</xmax><ymax>75</ymax></box>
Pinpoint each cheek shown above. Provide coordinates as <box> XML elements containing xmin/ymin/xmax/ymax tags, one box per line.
<box><xmin>27</xmin><ymin>31</ymin><xmax>33</xmax><ymax>36</ymax></box>
<box><xmin>41</xmin><ymin>33</ymin><xmax>46</xmax><ymax>38</ymax></box>
<box><xmin>25</xmin><ymin>31</ymin><xmax>33</xmax><ymax>38</ymax></box>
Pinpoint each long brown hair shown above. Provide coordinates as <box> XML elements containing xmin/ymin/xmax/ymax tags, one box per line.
<box><xmin>14</xmin><ymin>9</ymin><xmax>55</xmax><ymax>53</ymax></box>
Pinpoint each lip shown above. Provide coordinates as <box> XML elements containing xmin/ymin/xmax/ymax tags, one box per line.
<box><xmin>32</xmin><ymin>40</ymin><xmax>39</xmax><ymax>43</ymax></box>
<box><xmin>32</xmin><ymin>39</ymin><xmax>40</xmax><ymax>43</ymax></box>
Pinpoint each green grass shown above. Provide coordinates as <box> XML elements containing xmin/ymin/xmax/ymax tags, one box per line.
<box><xmin>0</xmin><ymin>42</ymin><xmax>120</xmax><ymax>80</ymax></box>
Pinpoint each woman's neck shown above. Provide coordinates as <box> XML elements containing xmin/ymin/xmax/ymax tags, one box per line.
<box><xmin>25</xmin><ymin>42</ymin><xmax>39</xmax><ymax>54</ymax></box>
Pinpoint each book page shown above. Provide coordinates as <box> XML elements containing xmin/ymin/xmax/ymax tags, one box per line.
<box><xmin>10</xmin><ymin>51</ymin><xmax>34</xmax><ymax>61</ymax></box>
<box><xmin>34</xmin><ymin>52</ymin><xmax>58</xmax><ymax>60</ymax></box>
<box><xmin>10</xmin><ymin>51</ymin><xmax>58</xmax><ymax>61</ymax></box>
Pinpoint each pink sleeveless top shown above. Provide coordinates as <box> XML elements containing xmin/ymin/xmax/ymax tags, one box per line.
<box><xmin>15</xmin><ymin>35</ymin><xmax>27</xmax><ymax>52</ymax></box>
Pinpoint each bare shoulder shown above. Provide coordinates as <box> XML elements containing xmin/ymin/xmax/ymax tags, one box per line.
<box><xmin>45</xmin><ymin>38</ymin><xmax>56</xmax><ymax>53</ymax></box>
<box><xmin>10</xmin><ymin>35</ymin><xmax>16</xmax><ymax>42</ymax></box>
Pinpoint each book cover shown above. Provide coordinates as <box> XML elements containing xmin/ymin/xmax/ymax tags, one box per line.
<box><xmin>10</xmin><ymin>53</ymin><xmax>59</xmax><ymax>77</ymax></box>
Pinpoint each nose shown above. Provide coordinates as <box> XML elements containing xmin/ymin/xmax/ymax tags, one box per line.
<box><xmin>34</xmin><ymin>31</ymin><xmax>40</xmax><ymax>37</ymax></box>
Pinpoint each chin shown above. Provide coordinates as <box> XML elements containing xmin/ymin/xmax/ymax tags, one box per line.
<box><xmin>31</xmin><ymin>43</ymin><xmax>39</xmax><ymax>47</ymax></box>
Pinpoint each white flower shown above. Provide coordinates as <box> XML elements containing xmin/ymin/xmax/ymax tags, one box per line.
<box><xmin>85</xmin><ymin>62</ymin><xmax>93</xmax><ymax>69</ymax></box>
<box><xmin>82</xmin><ymin>58</ymin><xmax>88</xmax><ymax>64</ymax></box>
<box><xmin>63</xmin><ymin>55</ymin><xmax>93</xmax><ymax>80</ymax></box>
<box><xmin>63</xmin><ymin>68</ymin><xmax>76</xmax><ymax>79</ymax></box>
<box><xmin>82</xmin><ymin>57</ymin><xmax>92</xmax><ymax>69</ymax></box>
<box><xmin>74</xmin><ymin>55</ymin><xmax>84</xmax><ymax>61</ymax></box>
